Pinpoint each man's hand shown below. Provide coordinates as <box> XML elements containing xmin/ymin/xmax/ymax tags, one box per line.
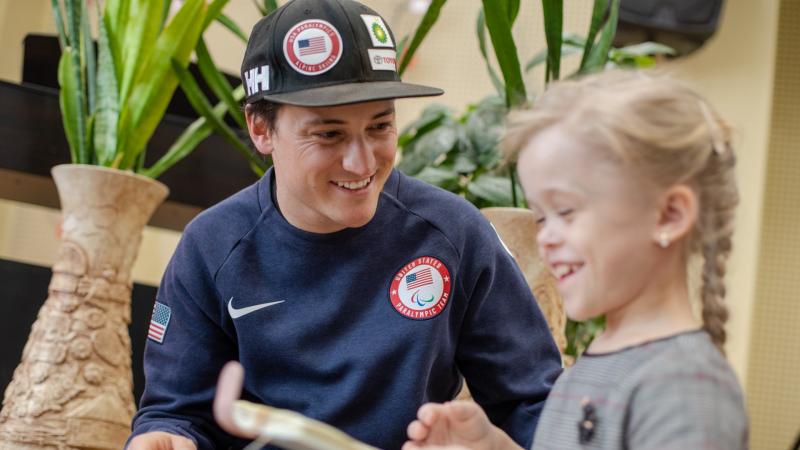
<box><xmin>127</xmin><ymin>431</ymin><xmax>196</xmax><ymax>450</ymax></box>
<box><xmin>213</xmin><ymin>360</ymin><xmax>259</xmax><ymax>439</ymax></box>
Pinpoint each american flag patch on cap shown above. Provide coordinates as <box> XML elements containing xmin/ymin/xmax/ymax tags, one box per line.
<box><xmin>148</xmin><ymin>301</ymin><xmax>171</xmax><ymax>344</ymax></box>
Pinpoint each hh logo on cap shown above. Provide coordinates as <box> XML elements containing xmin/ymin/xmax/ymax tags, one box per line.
<box><xmin>244</xmin><ymin>65</ymin><xmax>270</xmax><ymax>96</ymax></box>
<box><xmin>361</xmin><ymin>15</ymin><xmax>393</xmax><ymax>48</ymax></box>
<box><xmin>389</xmin><ymin>256</ymin><xmax>451</xmax><ymax>320</ymax></box>
<box><xmin>368</xmin><ymin>49</ymin><xmax>396</xmax><ymax>72</ymax></box>
<box><xmin>283</xmin><ymin>19</ymin><xmax>343</xmax><ymax>76</ymax></box>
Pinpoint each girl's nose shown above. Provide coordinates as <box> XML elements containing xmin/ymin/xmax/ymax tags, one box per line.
<box><xmin>536</xmin><ymin>220</ymin><xmax>563</xmax><ymax>249</ymax></box>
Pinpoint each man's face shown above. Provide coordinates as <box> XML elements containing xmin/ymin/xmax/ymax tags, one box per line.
<box><xmin>248</xmin><ymin>100</ymin><xmax>398</xmax><ymax>233</ymax></box>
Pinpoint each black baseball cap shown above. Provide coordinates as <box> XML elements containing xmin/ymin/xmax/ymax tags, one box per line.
<box><xmin>240</xmin><ymin>0</ymin><xmax>443</xmax><ymax>107</ymax></box>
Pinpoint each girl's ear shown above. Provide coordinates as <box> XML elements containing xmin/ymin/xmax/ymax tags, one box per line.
<box><xmin>245</xmin><ymin>109</ymin><xmax>275</xmax><ymax>156</ymax></box>
<box><xmin>654</xmin><ymin>184</ymin><xmax>698</xmax><ymax>248</ymax></box>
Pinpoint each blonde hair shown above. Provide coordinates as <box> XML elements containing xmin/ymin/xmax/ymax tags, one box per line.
<box><xmin>504</xmin><ymin>70</ymin><xmax>739</xmax><ymax>352</ymax></box>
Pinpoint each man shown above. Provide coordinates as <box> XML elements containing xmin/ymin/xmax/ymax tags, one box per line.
<box><xmin>127</xmin><ymin>0</ymin><xmax>561</xmax><ymax>449</ymax></box>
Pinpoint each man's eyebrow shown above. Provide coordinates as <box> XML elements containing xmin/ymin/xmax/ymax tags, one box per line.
<box><xmin>305</xmin><ymin>107</ymin><xmax>395</xmax><ymax>126</ymax></box>
<box><xmin>372</xmin><ymin>107</ymin><xmax>395</xmax><ymax>119</ymax></box>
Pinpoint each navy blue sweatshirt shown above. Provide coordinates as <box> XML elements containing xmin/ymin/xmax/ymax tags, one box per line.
<box><xmin>129</xmin><ymin>169</ymin><xmax>561</xmax><ymax>449</ymax></box>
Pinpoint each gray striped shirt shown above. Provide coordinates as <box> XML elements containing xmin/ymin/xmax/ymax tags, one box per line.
<box><xmin>532</xmin><ymin>330</ymin><xmax>748</xmax><ymax>449</ymax></box>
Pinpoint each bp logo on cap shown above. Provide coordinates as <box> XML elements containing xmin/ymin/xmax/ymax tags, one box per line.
<box><xmin>389</xmin><ymin>256</ymin><xmax>451</xmax><ymax>320</ymax></box>
<box><xmin>283</xmin><ymin>19</ymin><xmax>343</xmax><ymax>76</ymax></box>
<box><xmin>361</xmin><ymin>14</ymin><xmax>394</xmax><ymax>48</ymax></box>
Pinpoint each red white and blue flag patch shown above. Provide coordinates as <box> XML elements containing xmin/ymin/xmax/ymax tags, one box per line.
<box><xmin>148</xmin><ymin>301</ymin><xmax>171</xmax><ymax>344</ymax></box>
<box><xmin>283</xmin><ymin>19</ymin><xmax>343</xmax><ymax>76</ymax></box>
<box><xmin>390</xmin><ymin>256</ymin><xmax>451</xmax><ymax>320</ymax></box>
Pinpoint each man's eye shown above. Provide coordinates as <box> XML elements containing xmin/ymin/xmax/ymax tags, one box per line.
<box><xmin>558</xmin><ymin>209</ymin><xmax>574</xmax><ymax>218</ymax></box>
<box><xmin>315</xmin><ymin>130</ymin><xmax>341</xmax><ymax>139</ymax></box>
<box><xmin>534</xmin><ymin>216</ymin><xmax>546</xmax><ymax>225</ymax></box>
<box><xmin>370</xmin><ymin>122</ymin><xmax>392</xmax><ymax>131</ymax></box>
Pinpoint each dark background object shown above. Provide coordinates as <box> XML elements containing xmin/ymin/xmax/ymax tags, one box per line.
<box><xmin>22</xmin><ymin>34</ymin><xmax>243</xmax><ymax>127</ymax></box>
<box><xmin>614</xmin><ymin>0</ymin><xmax>725</xmax><ymax>56</ymax></box>
<box><xmin>0</xmin><ymin>259</ymin><xmax>157</xmax><ymax>403</ymax></box>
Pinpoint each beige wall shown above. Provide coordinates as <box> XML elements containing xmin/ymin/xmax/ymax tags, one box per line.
<box><xmin>0</xmin><ymin>0</ymin><xmax>52</xmax><ymax>83</ymax></box>
<box><xmin>0</xmin><ymin>1</ymin><xmax>795</xmax><ymax>442</ymax></box>
<box><xmin>665</xmin><ymin>0</ymin><xmax>780</xmax><ymax>386</ymax></box>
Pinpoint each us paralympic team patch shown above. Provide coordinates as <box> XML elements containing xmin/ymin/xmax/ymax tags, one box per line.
<box><xmin>283</xmin><ymin>19</ymin><xmax>343</xmax><ymax>76</ymax></box>
<box><xmin>390</xmin><ymin>256</ymin><xmax>451</xmax><ymax>320</ymax></box>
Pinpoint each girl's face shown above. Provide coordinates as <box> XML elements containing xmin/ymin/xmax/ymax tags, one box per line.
<box><xmin>517</xmin><ymin>127</ymin><xmax>664</xmax><ymax>321</ymax></box>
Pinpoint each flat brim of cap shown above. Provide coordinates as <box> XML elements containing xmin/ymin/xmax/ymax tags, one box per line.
<box><xmin>253</xmin><ymin>81</ymin><xmax>443</xmax><ymax>107</ymax></box>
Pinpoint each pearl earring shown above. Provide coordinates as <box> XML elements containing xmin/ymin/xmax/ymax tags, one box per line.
<box><xmin>658</xmin><ymin>232</ymin><xmax>670</xmax><ymax>249</ymax></box>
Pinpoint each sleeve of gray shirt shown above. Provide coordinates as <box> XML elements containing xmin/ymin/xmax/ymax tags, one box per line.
<box><xmin>626</xmin><ymin>362</ymin><xmax>749</xmax><ymax>450</ymax></box>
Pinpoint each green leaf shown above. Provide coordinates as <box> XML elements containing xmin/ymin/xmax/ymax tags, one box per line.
<box><xmin>398</xmin><ymin>103</ymin><xmax>450</xmax><ymax>144</ymax></box>
<box><xmin>171</xmin><ymin>59</ymin><xmax>268</xmax><ymax>172</ymax></box>
<box><xmin>264</xmin><ymin>0</ymin><xmax>279</xmax><ymax>14</ymax></box>
<box><xmin>397</xmin><ymin>151</ymin><xmax>432</xmax><ymax>176</ymax></box>
<box><xmin>616</xmin><ymin>41</ymin><xmax>675</xmax><ymax>57</ymax></box>
<box><xmin>252</xmin><ymin>0</ymin><xmax>267</xmax><ymax>16</ymax></box>
<box><xmin>467</xmin><ymin>173</ymin><xmax>515</xmax><ymax>206</ymax></box>
<box><xmin>93</xmin><ymin>9</ymin><xmax>119</xmax><ymax>166</ymax></box>
<box><xmin>541</xmin><ymin>0</ymin><xmax>563</xmax><ymax>82</ymax></box>
<box><xmin>582</xmin><ymin>0</ymin><xmax>620</xmax><ymax>73</ymax></box>
<box><xmin>506</xmin><ymin>0</ymin><xmax>520</xmax><ymax>24</ymax></box>
<box><xmin>399</xmin><ymin>0</ymin><xmax>447</xmax><ymax>76</ymax></box>
<box><xmin>202</xmin><ymin>0</ymin><xmax>231</xmax><ymax>31</ymax></box>
<box><xmin>415</xmin><ymin>166</ymin><xmax>460</xmax><ymax>191</ymax></box>
<box><xmin>58</xmin><ymin>49</ymin><xmax>84</xmax><ymax>164</ymax></box>
<box><xmin>476</xmin><ymin>9</ymin><xmax>505</xmax><ymax>97</ymax></box>
<box><xmin>418</xmin><ymin>123</ymin><xmax>459</xmax><ymax>162</ymax></box>
<box><xmin>104</xmin><ymin>0</ymin><xmax>128</xmax><ymax>83</ymax></box>
<box><xmin>81</xmin><ymin>2</ymin><xmax>96</xmax><ymax>114</ymax></box>
<box><xmin>525</xmin><ymin>43</ymin><xmax>581</xmax><ymax>72</ymax></box>
<box><xmin>481</xmin><ymin>0</ymin><xmax>526</xmax><ymax>107</ymax></box>
<box><xmin>452</xmin><ymin>153</ymin><xmax>477</xmax><ymax>174</ymax></box>
<box><xmin>64</xmin><ymin>0</ymin><xmax>81</xmax><ymax>49</ymax></box>
<box><xmin>216</xmin><ymin>13</ymin><xmax>248</xmax><ymax>43</ymax></box>
<box><xmin>563</xmin><ymin>33</ymin><xmax>587</xmax><ymax>47</ymax></box>
<box><xmin>579</xmin><ymin>0</ymin><xmax>608</xmax><ymax>70</ymax></box>
<box><xmin>144</xmin><ymin>85</ymin><xmax>249</xmax><ymax>179</ymax></box>
<box><xmin>161</xmin><ymin>0</ymin><xmax>173</xmax><ymax>28</ymax></box>
<box><xmin>117</xmin><ymin>0</ymin><xmax>207</xmax><ymax>170</ymax></box>
<box><xmin>61</xmin><ymin>0</ymin><xmax>89</xmax><ymax>163</ymax></box>
<box><xmin>50</xmin><ymin>0</ymin><xmax>67</xmax><ymax>49</ymax></box>
<box><xmin>196</xmin><ymin>39</ymin><xmax>246</xmax><ymax>129</ymax></box>
<box><xmin>396</xmin><ymin>35</ymin><xmax>409</xmax><ymax>59</ymax></box>
<box><xmin>118</xmin><ymin>0</ymin><xmax>161</xmax><ymax>105</ymax></box>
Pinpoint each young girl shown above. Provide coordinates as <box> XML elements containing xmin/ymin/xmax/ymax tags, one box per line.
<box><xmin>403</xmin><ymin>70</ymin><xmax>749</xmax><ymax>450</ymax></box>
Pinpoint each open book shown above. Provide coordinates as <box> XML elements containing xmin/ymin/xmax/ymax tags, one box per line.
<box><xmin>232</xmin><ymin>400</ymin><xmax>379</xmax><ymax>450</ymax></box>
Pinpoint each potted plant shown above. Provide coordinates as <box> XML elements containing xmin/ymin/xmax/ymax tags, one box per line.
<box><xmin>0</xmin><ymin>0</ymin><xmax>255</xmax><ymax>448</ymax></box>
<box><xmin>396</xmin><ymin>0</ymin><xmax>673</xmax><ymax>362</ymax></box>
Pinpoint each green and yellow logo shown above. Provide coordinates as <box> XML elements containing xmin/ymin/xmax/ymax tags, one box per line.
<box><xmin>371</xmin><ymin>22</ymin><xmax>388</xmax><ymax>44</ymax></box>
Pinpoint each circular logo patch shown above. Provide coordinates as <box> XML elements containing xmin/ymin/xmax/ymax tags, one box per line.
<box><xmin>390</xmin><ymin>256</ymin><xmax>452</xmax><ymax>320</ymax></box>
<box><xmin>371</xmin><ymin>22</ymin><xmax>388</xmax><ymax>44</ymax></box>
<box><xmin>283</xmin><ymin>19</ymin><xmax>343</xmax><ymax>76</ymax></box>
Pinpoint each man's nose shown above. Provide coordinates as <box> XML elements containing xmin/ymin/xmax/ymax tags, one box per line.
<box><xmin>342</xmin><ymin>136</ymin><xmax>376</xmax><ymax>176</ymax></box>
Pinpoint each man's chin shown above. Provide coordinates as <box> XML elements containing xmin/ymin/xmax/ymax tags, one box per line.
<box><xmin>337</xmin><ymin>208</ymin><xmax>378</xmax><ymax>230</ymax></box>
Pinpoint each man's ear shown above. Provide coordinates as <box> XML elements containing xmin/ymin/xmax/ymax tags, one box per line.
<box><xmin>654</xmin><ymin>184</ymin><xmax>698</xmax><ymax>247</ymax></box>
<box><xmin>245</xmin><ymin>108</ymin><xmax>275</xmax><ymax>156</ymax></box>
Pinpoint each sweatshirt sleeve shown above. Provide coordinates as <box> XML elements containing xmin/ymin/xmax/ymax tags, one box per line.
<box><xmin>128</xmin><ymin>229</ymin><xmax>241</xmax><ymax>450</ymax></box>
<box><xmin>455</xmin><ymin>219</ymin><xmax>563</xmax><ymax>449</ymax></box>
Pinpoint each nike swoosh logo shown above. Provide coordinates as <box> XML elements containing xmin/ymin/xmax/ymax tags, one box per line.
<box><xmin>227</xmin><ymin>297</ymin><xmax>285</xmax><ymax>319</ymax></box>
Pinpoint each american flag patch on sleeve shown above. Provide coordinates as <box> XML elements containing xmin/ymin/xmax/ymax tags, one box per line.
<box><xmin>148</xmin><ymin>301</ymin><xmax>171</xmax><ymax>344</ymax></box>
